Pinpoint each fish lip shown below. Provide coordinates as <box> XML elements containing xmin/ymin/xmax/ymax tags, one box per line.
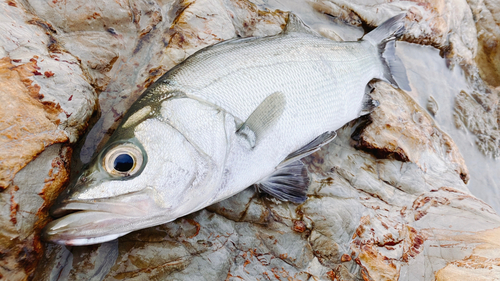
<box><xmin>51</xmin><ymin>199</ymin><xmax>146</xmax><ymax>218</ymax></box>
<box><xmin>50</xmin><ymin>187</ymin><xmax>161</xmax><ymax>218</ymax></box>
<box><xmin>42</xmin><ymin>210</ymin><xmax>134</xmax><ymax>245</ymax></box>
<box><xmin>44</xmin><ymin>188</ymin><xmax>169</xmax><ymax>245</ymax></box>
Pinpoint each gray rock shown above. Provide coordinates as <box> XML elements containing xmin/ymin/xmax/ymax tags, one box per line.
<box><xmin>2</xmin><ymin>0</ymin><xmax>500</xmax><ymax>280</ymax></box>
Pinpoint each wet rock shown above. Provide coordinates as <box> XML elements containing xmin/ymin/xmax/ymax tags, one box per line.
<box><xmin>448</xmin><ymin>0</ymin><xmax>500</xmax><ymax>161</ymax></box>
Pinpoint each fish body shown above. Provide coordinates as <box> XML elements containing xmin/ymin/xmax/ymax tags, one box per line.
<box><xmin>43</xmin><ymin>13</ymin><xmax>409</xmax><ymax>245</ymax></box>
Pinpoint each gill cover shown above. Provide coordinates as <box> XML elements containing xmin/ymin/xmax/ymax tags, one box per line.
<box><xmin>44</xmin><ymin>97</ymin><xmax>234</xmax><ymax>245</ymax></box>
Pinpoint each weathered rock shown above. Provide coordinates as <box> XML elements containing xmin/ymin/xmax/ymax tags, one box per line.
<box><xmin>310</xmin><ymin>0</ymin><xmax>478</xmax><ymax>64</ymax></box>
<box><xmin>0</xmin><ymin>58</ymin><xmax>67</xmax><ymax>190</ymax></box>
<box><xmin>0</xmin><ymin>1</ymin><xmax>96</xmax><ymax>278</ymax></box>
<box><xmin>2</xmin><ymin>0</ymin><xmax>500</xmax><ymax>280</ymax></box>
<box><xmin>454</xmin><ymin>88</ymin><xmax>500</xmax><ymax>158</ymax></box>
<box><xmin>467</xmin><ymin>0</ymin><xmax>500</xmax><ymax>87</ymax></box>
<box><xmin>354</xmin><ymin>82</ymin><xmax>470</xmax><ymax>184</ymax></box>
<box><xmin>35</xmin><ymin>107</ymin><xmax>500</xmax><ymax>280</ymax></box>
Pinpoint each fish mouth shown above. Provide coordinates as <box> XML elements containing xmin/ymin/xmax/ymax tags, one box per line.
<box><xmin>42</xmin><ymin>211</ymin><xmax>135</xmax><ymax>245</ymax></box>
<box><xmin>43</xmin><ymin>189</ymin><xmax>165</xmax><ymax>245</ymax></box>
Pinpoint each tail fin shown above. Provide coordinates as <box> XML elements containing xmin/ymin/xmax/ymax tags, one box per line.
<box><xmin>362</xmin><ymin>14</ymin><xmax>411</xmax><ymax>91</ymax></box>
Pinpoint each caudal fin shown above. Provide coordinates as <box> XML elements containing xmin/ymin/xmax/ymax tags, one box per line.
<box><xmin>362</xmin><ymin>14</ymin><xmax>411</xmax><ymax>91</ymax></box>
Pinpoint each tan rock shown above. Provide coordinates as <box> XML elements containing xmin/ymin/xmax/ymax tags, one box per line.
<box><xmin>435</xmin><ymin>227</ymin><xmax>500</xmax><ymax>280</ymax></box>
<box><xmin>0</xmin><ymin>58</ymin><xmax>68</xmax><ymax>189</ymax></box>
<box><xmin>310</xmin><ymin>0</ymin><xmax>477</xmax><ymax>63</ymax></box>
<box><xmin>353</xmin><ymin>82</ymin><xmax>470</xmax><ymax>184</ymax></box>
<box><xmin>467</xmin><ymin>0</ymin><xmax>500</xmax><ymax>87</ymax></box>
<box><xmin>0</xmin><ymin>1</ymin><xmax>95</xmax><ymax>278</ymax></box>
<box><xmin>0</xmin><ymin>144</ymin><xmax>71</xmax><ymax>280</ymax></box>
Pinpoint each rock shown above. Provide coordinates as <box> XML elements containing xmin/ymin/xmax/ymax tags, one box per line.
<box><xmin>426</xmin><ymin>95</ymin><xmax>439</xmax><ymax>116</ymax></box>
<box><xmin>0</xmin><ymin>1</ymin><xmax>95</xmax><ymax>278</ymax></box>
<box><xmin>447</xmin><ymin>0</ymin><xmax>500</xmax><ymax>158</ymax></box>
<box><xmin>454</xmin><ymin>89</ymin><xmax>500</xmax><ymax>158</ymax></box>
<box><xmin>2</xmin><ymin>0</ymin><xmax>500</xmax><ymax>280</ymax></box>
<box><xmin>310</xmin><ymin>0</ymin><xmax>478</xmax><ymax>64</ymax></box>
<box><xmin>467</xmin><ymin>0</ymin><xmax>500</xmax><ymax>87</ymax></box>
<box><xmin>0</xmin><ymin>58</ymin><xmax>67</xmax><ymax>190</ymax></box>
<box><xmin>353</xmin><ymin>82</ymin><xmax>470</xmax><ymax>184</ymax></box>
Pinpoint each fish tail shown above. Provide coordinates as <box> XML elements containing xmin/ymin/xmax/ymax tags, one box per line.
<box><xmin>362</xmin><ymin>14</ymin><xmax>411</xmax><ymax>91</ymax></box>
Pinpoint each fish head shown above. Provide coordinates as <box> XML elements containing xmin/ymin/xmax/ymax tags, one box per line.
<box><xmin>43</xmin><ymin>99</ymin><xmax>220</xmax><ymax>245</ymax></box>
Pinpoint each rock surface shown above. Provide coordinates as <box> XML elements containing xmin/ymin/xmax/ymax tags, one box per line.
<box><xmin>1</xmin><ymin>0</ymin><xmax>500</xmax><ymax>280</ymax></box>
<box><xmin>1</xmin><ymin>1</ymin><xmax>95</xmax><ymax>279</ymax></box>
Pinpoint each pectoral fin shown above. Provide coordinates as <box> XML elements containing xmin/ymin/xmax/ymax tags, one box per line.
<box><xmin>256</xmin><ymin>160</ymin><xmax>309</xmax><ymax>203</ymax></box>
<box><xmin>279</xmin><ymin>131</ymin><xmax>337</xmax><ymax>167</ymax></box>
<box><xmin>237</xmin><ymin>92</ymin><xmax>286</xmax><ymax>148</ymax></box>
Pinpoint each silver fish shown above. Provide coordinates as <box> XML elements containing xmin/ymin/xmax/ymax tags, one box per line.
<box><xmin>43</xmin><ymin>13</ymin><xmax>409</xmax><ymax>245</ymax></box>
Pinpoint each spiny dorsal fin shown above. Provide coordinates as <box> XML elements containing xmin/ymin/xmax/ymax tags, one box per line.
<box><xmin>279</xmin><ymin>131</ymin><xmax>337</xmax><ymax>167</ymax></box>
<box><xmin>237</xmin><ymin>92</ymin><xmax>286</xmax><ymax>148</ymax></box>
<box><xmin>256</xmin><ymin>160</ymin><xmax>309</xmax><ymax>203</ymax></box>
<box><xmin>284</xmin><ymin>13</ymin><xmax>320</xmax><ymax>36</ymax></box>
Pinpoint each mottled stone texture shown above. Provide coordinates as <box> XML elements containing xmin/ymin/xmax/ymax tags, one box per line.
<box><xmin>2</xmin><ymin>0</ymin><xmax>500</xmax><ymax>280</ymax></box>
<box><xmin>0</xmin><ymin>58</ymin><xmax>68</xmax><ymax>189</ymax></box>
<box><xmin>467</xmin><ymin>0</ymin><xmax>500</xmax><ymax>87</ymax></box>
<box><xmin>0</xmin><ymin>1</ymin><xmax>95</xmax><ymax>279</ymax></box>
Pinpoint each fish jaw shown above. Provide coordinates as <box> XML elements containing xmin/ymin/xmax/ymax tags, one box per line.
<box><xmin>43</xmin><ymin>211</ymin><xmax>135</xmax><ymax>245</ymax></box>
<box><xmin>43</xmin><ymin>187</ymin><xmax>170</xmax><ymax>245</ymax></box>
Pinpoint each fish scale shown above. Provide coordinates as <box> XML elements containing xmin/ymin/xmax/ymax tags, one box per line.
<box><xmin>170</xmin><ymin>37</ymin><xmax>382</xmax><ymax>200</ymax></box>
<box><xmin>43</xmin><ymin>13</ymin><xmax>410</xmax><ymax>245</ymax></box>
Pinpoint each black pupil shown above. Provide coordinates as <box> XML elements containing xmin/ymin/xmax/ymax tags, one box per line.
<box><xmin>113</xmin><ymin>154</ymin><xmax>134</xmax><ymax>172</ymax></box>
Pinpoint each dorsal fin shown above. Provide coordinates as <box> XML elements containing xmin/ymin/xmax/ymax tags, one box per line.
<box><xmin>237</xmin><ymin>92</ymin><xmax>286</xmax><ymax>148</ymax></box>
<box><xmin>284</xmin><ymin>13</ymin><xmax>320</xmax><ymax>36</ymax></box>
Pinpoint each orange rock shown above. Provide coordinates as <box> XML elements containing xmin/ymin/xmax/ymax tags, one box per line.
<box><xmin>0</xmin><ymin>58</ymin><xmax>68</xmax><ymax>189</ymax></box>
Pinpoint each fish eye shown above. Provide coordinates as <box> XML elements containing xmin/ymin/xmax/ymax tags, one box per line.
<box><xmin>113</xmin><ymin>154</ymin><xmax>134</xmax><ymax>172</ymax></box>
<box><xmin>103</xmin><ymin>144</ymin><xmax>144</xmax><ymax>177</ymax></box>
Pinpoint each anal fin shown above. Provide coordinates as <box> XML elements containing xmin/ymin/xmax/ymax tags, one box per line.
<box><xmin>279</xmin><ymin>131</ymin><xmax>337</xmax><ymax>167</ymax></box>
<box><xmin>256</xmin><ymin>160</ymin><xmax>309</xmax><ymax>203</ymax></box>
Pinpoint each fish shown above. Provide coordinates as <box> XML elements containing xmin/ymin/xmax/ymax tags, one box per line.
<box><xmin>43</xmin><ymin>13</ymin><xmax>410</xmax><ymax>245</ymax></box>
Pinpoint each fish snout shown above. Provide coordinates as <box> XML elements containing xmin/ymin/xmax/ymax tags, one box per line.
<box><xmin>43</xmin><ymin>188</ymin><xmax>168</xmax><ymax>245</ymax></box>
<box><xmin>42</xmin><ymin>211</ymin><xmax>133</xmax><ymax>245</ymax></box>
<box><xmin>51</xmin><ymin>188</ymin><xmax>160</xmax><ymax>218</ymax></box>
